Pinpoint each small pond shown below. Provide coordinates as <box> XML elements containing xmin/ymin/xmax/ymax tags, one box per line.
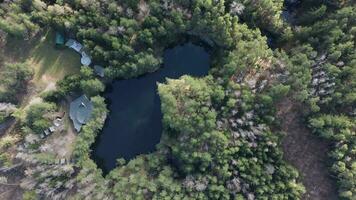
<box><xmin>91</xmin><ymin>43</ymin><xmax>210</xmax><ymax>173</ymax></box>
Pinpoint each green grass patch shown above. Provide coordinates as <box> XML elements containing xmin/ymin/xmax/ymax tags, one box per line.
<box><xmin>5</xmin><ymin>29</ymin><xmax>81</xmax><ymax>83</ymax></box>
<box><xmin>0</xmin><ymin>152</ymin><xmax>12</xmax><ymax>167</ymax></box>
<box><xmin>33</xmin><ymin>152</ymin><xmax>56</xmax><ymax>164</ymax></box>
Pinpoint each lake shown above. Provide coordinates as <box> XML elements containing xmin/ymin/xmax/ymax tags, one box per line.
<box><xmin>91</xmin><ymin>43</ymin><xmax>210</xmax><ymax>173</ymax></box>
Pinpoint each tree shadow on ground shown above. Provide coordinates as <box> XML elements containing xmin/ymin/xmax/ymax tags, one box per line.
<box><xmin>4</xmin><ymin>29</ymin><xmax>81</xmax><ymax>81</ymax></box>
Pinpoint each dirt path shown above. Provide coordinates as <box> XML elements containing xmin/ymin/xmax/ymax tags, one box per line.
<box><xmin>277</xmin><ymin>98</ymin><xmax>339</xmax><ymax>200</ymax></box>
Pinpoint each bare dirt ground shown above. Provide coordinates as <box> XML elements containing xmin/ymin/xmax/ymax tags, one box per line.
<box><xmin>42</xmin><ymin>103</ymin><xmax>77</xmax><ymax>159</ymax></box>
<box><xmin>277</xmin><ymin>98</ymin><xmax>339</xmax><ymax>200</ymax></box>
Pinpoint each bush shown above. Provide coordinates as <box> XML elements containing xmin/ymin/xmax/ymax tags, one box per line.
<box><xmin>0</xmin><ymin>62</ymin><xmax>33</xmax><ymax>103</ymax></box>
<box><xmin>25</xmin><ymin>102</ymin><xmax>57</xmax><ymax>134</ymax></box>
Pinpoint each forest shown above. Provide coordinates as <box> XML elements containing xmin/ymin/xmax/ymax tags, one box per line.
<box><xmin>0</xmin><ymin>0</ymin><xmax>354</xmax><ymax>200</ymax></box>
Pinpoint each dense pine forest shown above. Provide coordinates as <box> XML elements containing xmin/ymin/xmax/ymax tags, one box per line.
<box><xmin>0</xmin><ymin>0</ymin><xmax>355</xmax><ymax>200</ymax></box>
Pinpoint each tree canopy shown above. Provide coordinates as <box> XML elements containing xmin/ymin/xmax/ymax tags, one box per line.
<box><xmin>0</xmin><ymin>0</ymin><xmax>354</xmax><ymax>199</ymax></box>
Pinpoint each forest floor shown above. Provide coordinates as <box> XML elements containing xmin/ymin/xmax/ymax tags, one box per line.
<box><xmin>277</xmin><ymin>98</ymin><xmax>339</xmax><ymax>200</ymax></box>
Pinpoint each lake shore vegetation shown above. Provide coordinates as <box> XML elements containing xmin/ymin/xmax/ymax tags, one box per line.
<box><xmin>0</xmin><ymin>0</ymin><xmax>354</xmax><ymax>199</ymax></box>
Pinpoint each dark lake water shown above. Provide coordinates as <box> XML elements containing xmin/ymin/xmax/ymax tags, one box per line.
<box><xmin>91</xmin><ymin>43</ymin><xmax>210</xmax><ymax>173</ymax></box>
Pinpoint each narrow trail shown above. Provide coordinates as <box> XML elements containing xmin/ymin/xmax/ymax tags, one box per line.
<box><xmin>277</xmin><ymin>98</ymin><xmax>339</xmax><ymax>200</ymax></box>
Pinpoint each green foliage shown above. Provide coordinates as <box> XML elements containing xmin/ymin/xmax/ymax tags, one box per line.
<box><xmin>0</xmin><ymin>112</ymin><xmax>5</xmax><ymax>124</ymax></box>
<box><xmin>56</xmin><ymin>74</ymin><xmax>81</xmax><ymax>96</ymax></box>
<box><xmin>298</xmin><ymin>5</ymin><xmax>327</xmax><ymax>25</ymax></box>
<box><xmin>309</xmin><ymin>115</ymin><xmax>355</xmax><ymax>198</ymax></box>
<box><xmin>25</xmin><ymin>102</ymin><xmax>56</xmax><ymax>134</ymax></box>
<box><xmin>54</xmin><ymin>66</ymin><xmax>105</xmax><ymax>99</ymax></box>
<box><xmin>0</xmin><ymin>1</ymin><xmax>39</xmax><ymax>38</ymax></box>
<box><xmin>0</xmin><ymin>62</ymin><xmax>33</xmax><ymax>103</ymax></box>
<box><xmin>80</xmin><ymin>79</ymin><xmax>105</xmax><ymax>96</ymax></box>
<box><xmin>0</xmin><ymin>134</ymin><xmax>19</xmax><ymax>149</ymax></box>
<box><xmin>287</xmin><ymin>3</ymin><xmax>356</xmax><ymax>199</ymax></box>
<box><xmin>231</xmin><ymin>0</ymin><xmax>286</xmax><ymax>35</ymax></box>
<box><xmin>23</xmin><ymin>190</ymin><xmax>38</xmax><ymax>200</ymax></box>
<box><xmin>0</xmin><ymin>104</ymin><xmax>16</xmax><ymax>124</ymax></box>
<box><xmin>159</xmin><ymin>76</ymin><xmax>225</xmax><ymax>174</ymax></box>
<box><xmin>157</xmin><ymin>75</ymin><xmax>304</xmax><ymax>199</ymax></box>
<box><xmin>71</xmin><ymin>96</ymin><xmax>111</xmax><ymax>199</ymax></box>
<box><xmin>283</xmin><ymin>46</ymin><xmax>314</xmax><ymax>102</ymax></box>
<box><xmin>1</xmin><ymin>0</ymin><xmax>354</xmax><ymax>199</ymax></box>
<box><xmin>33</xmin><ymin>153</ymin><xmax>56</xmax><ymax>164</ymax></box>
<box><xmin>268</xmin><ymin>83</ymin><xmax>290</xmax><ymax>101</ymax></box>
<box><xmin>73</xmin><ymin>96</ymin><xmax>107</xmax><ymax>163</ymax></box>
<box><xmin>0</xmin><ymin>152</ymin><xmax>11</xmax><ymax>167</ymax></box>
<box><xmin>217</xmin><ymin>34</ymin><xmax>272</xmax><ymax>81</ymax></box>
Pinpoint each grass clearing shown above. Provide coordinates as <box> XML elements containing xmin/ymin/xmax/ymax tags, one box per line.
<box><xmin>4</xmin><ymin>29</ymin><xmax>81</xmax><ymax>87</ymax></box>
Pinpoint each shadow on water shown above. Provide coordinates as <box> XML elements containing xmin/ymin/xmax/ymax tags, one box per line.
<box><xmin>90</xmin><ymin>42</ymin><xmax>211</xmax><ymax>174</ymax></box>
